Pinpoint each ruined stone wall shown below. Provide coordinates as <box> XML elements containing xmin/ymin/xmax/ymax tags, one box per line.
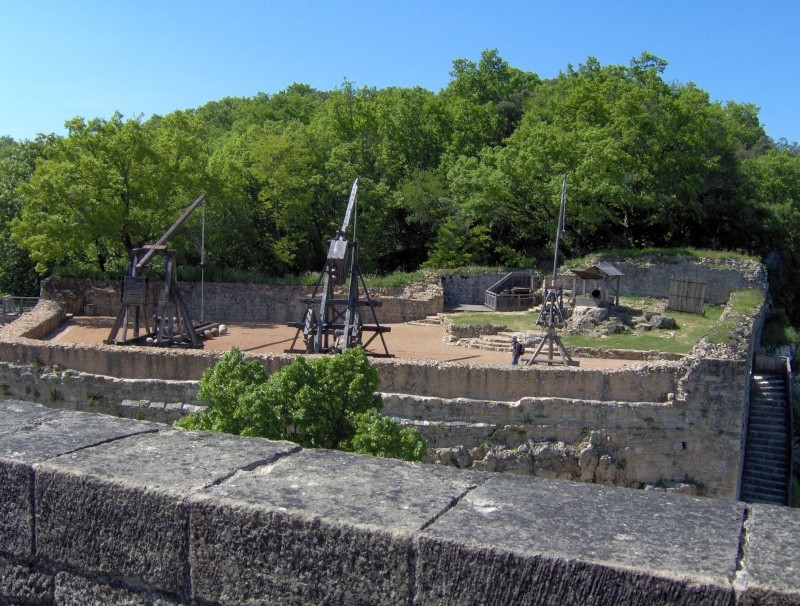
<box><xmin>39</xmin><ymin>276</ymin><xmax>443</xmax><ymax>324</ymax></box>
<box><xmin>552</xmin><ymin>257</ymin><xmax>766</xmax><ymax>305</ymax></box>
<box><xmin>0</xmin><ymin>300</ymin><xmax>64</xmax><ymax>341</ymax></box>
<box><xmin>0</xmin><ymin>289</ymin><xmax>767</xmax><ymax>499</ymax></box>
<box><xmin>439</xmin><ymin>271</ymin><xmax>525</xmax><ymax>307</ymax></box>
<box><xmin>384</xmin><ymin>390</ymin><xmax>745</xmax><ymax>497</ymax></box>
<box><xmin>1</xmin><ymin>399</ymin><xmax>798</xmax><ymax>606</ymax></box>
<box><xmin>0</xmin><ymin>360</ymin><xmax>200</xmax><ymax>424</ymax></box>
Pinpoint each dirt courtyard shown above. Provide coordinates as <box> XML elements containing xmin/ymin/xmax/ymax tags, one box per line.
<box><xmin>45</xmin><ymin>316</ymin><xmax>632</xmax><ymax>370</ymax></box>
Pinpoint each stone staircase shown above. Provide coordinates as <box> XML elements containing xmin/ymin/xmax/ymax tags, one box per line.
<box><xmin>740</xmin><ymin>373</ymin><xmax>791</xmax><ymax>505</ymax></box>
<box><xmin>407</xmin><ymin>315</ymin><xmax>444</xmax><ymax>327</ymax></box>
<box><xmin>463</xmin><ymin>333</ymin><xmax>516</xmax><ymax>352</ymax></box>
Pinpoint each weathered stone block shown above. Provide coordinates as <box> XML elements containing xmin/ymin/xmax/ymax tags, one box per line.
<box><xmin>416</xmin><ymin>473</ymin><xmax>744</xmax><ymax>605</ymax></box>
<box><xmin>0</xmin><ymin>401</ymin><xmax>156</xmax><ymax>557</ymax></box>
<box><xmin>189</xmin><ymin>448</ymin><xmax>484</xmax><ymax>605</ymax></box>
<box><xmin>54</xmin><ymin>571</ymin><xmax>182</xmax><ymax>606</ymax></box>
<box><xmin>0</xmin><ymin>554</ymin><xmax>52</xmax><ymax>605</ymax></box>
<box><xmin>35</xmin><ymin>429</ymin><xmax>298</xmax><ymax>598</ymax></box>
<box><xmin>740</xmin><ymin>504</ymin><xmax>800</xmax><ymax>605</ymax></box>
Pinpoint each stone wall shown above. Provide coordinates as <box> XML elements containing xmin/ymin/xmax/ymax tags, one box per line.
<box><xmin>0</xmin><ymin>360</ymin><xmax>200</xmax><ymax>424</ymax></box>
<box><xmin>40</xmin><ymin>276</ymin><xmax>443</xmax><ymax>324</ymax></box>
<box><xmin>555</xmin><ymin>256</ymin><xmax>767</xmax><ymax>305</ymax></box>
<box><xmin>0</xmin><ymin>300</ymin><xmax>64</xmax><ymax>341</ymax></box>
<box><xmin>439</xmin><ymin>271</ymin><xmax>532</xmax><ymax>307</ymax></box>
<box><xmin>0</xmin><ymin>284</ymin><xmax>769</xmax><ymax>499</ymax></box>
<box><xmin>39</xmin><ymin>258</ymin><xmax>765</xmax><ymax>324</ymax></box>
<box><xmin>0</xmin><ymin>358</ymin><xmax>729</xmax><ymax>496</ymax></box>
<box><xmin>1</xmin><ymin>399</ymin><xmax>798</xmax><ymax>606</ymax></box>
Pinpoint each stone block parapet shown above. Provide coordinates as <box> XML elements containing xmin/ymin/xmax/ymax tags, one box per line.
<box><xmin>1</xmin><ymin>400</ymin><xmax>798</xmax><ymax>605</ymax></box>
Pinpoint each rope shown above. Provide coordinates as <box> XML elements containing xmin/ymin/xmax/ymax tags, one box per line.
<box><xmin>200</xmin><ymin>197</ymin><xmax>206</xmax><ymax>323</ymax></box>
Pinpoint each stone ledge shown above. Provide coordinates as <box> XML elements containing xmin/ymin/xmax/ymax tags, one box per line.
<box><xmin>1</xmin><ymin>400</ymin><xmax>799</xmax><ymax>605</ymax></box>
<box><xmin>0</xmin><ymin>299</ymin><xmax>63</xmax><ymax>340</ymax></box>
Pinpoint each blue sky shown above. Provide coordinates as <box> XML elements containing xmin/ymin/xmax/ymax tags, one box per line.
<box><xmin>1</xmin><ymin>1</ymin><xmax>798</xmax><ymax>143</ymax></box>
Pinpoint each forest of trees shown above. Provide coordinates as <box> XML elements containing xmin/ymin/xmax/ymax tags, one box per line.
<box><xmin>1</xmin><ymin>50</ymin><xmax>799</xmax><ymax>322</ymax></box>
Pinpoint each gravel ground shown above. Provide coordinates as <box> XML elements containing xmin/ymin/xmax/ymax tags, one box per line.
<box><xmin>45</xmin><ymin>316</ymin><xmax>633</xmax><ymax>369</ymax></box>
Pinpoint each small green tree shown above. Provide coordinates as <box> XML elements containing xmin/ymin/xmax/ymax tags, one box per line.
<box><xmin>176</xmin><ymin>347</ymin><xmax>427</xmax><ymax>462</ymax></box>
<box><xmin>349</xmin><ymin>409</ymin><xmax>428</xmax><ymax>462</ymax></box>
<box><xmin>181</xmin><ymin>347</ymin><xmax>270</xmax><ymax>435</ymax></box>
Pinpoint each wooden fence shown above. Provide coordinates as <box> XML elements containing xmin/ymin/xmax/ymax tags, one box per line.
<box><xmin>667</xmin><ymin>277</ymin><xmax>705</xmax><ymax>314</ymax></box>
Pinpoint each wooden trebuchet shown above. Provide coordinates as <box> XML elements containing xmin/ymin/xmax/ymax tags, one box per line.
<box><xmin>287</xmin><ymin>179</ymin><xmax>391</xmax><ymax>356</ymax></box>
<box><xmin>527</xmin><ymin>176</ymin><xmax>577</xmax><ymax>366</ymax></box>
<box><xmin>105</xmin><ymin>194</ymin><xmax>217</xmax><ymax>348</ymax></box>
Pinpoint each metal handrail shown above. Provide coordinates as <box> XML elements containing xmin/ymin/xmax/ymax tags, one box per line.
<box><xmin>1</xmin><ymin>295</ymin><xmax>40</xmax><ymax>324</ymax></box>
<box><xmin>485</xmin><ymin>272</ymin><xmax>533</xmax><ymax>309</ymax></box>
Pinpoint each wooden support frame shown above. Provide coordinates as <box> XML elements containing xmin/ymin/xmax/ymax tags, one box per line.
<box><xmin>105</xmin><ymin>193</ymin><xmax>212</xmax><ymax>349</ymax></box>
<box><xmin>105</xmin><ymin>248</ymin><xmax>206</xmax><ymax>348</ymax></box>
<box><xmin>286</xmin><ymin>179</ymin><xmax>392</xmax><ymax>357</ymax></box>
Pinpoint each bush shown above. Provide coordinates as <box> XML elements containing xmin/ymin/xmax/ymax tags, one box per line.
<box><xmin>349</xmin><ymin>410</ymin><xmax>427</xmax><ymax>462</ymax></box>
<box><xmin>176</xmin><ymin>347</ymin><xmax>427</xmax><ymax>462</ymax></box>
<box><xmin>762</xmin><ymin>309</ymin><xmax>800</xmax><ymax>348</ymax></box>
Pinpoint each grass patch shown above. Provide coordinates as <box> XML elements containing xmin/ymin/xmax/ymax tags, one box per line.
<box><xmin>362</xmin><ymin>270</ymin><xmax>429</xmax><ymax>288</ymax></box>
<box><xmin>706</xmin><ymin>289</ymin><xmax>764</xmax><ymax>345</ymax></box>
<box><xmin>564</xmin><ymin>303</ymin><xmax>724</xmax><ymax>354</ymax></box>
<box><xmin>565</xmin><ymin>247</ymin><xmax>757</xmax><ymax>269</ymax></box>
<box><xmin>445</xmin><ymin>295</ymin><xmax>730</xmax><ymax>355</ymax></box>
<box><xmin>446</xmin><ymin>311</ymin><xmax>537</xmax><ymax>332</ymax></box>
<box><xmin>177</xmin><ymin>267</ymin><xmax>430</xmax><ymax>288</ymax></box>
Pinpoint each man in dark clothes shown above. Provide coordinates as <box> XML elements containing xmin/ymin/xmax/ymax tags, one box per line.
<box><xmin>511</xmin><ymin>336</ymin><xmax>524</xmax><ymax>365</ymax></box>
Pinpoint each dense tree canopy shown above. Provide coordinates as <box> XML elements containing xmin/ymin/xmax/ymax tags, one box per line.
<box><xmin>2</xmin><ymin>50</ymin><xmax>799</xmax><ymax>321</ymax></box>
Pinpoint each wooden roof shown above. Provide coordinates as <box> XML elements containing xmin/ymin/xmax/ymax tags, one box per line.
<box><xmin>570</xmin><ymin>262</ymin><xmax>624</xmax><ymax>280</ymax></box>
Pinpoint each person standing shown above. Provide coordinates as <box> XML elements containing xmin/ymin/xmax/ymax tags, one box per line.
<box><xmin>511</xmin><ymin>336</ymin><xmax>524</xmax><ymax>365</ymax></box>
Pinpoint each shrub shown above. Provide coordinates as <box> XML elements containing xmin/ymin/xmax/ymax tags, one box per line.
<box><xmin>176</xmin><ymin>347</ymin><xmax>426</xmax><ymax>462</ymax></box>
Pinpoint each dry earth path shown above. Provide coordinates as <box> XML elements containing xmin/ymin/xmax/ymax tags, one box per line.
<box><xmin>45</xmin><ymin>316</ymin><xmax>633</xmax><ymax>370</ymax></box>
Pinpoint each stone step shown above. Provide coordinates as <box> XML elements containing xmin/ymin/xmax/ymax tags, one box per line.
<box><xmin>745</xmin><ymin>369</ymin><xmax>790</xmax><ymax>505</ymax></box>
<box><xmin>407</xmin><ymin>315</ymin><xmax>444</xmax><ymax>326</ymax></box>
<box><xmin>741</xmin><ymin>479</ymin><xmax>789</xmax><ymax>494</ymax></box>
<box><xmin>747</xmin><ymin>425</ymin><xmax>789</xmax><ymax>438</ymax></box>
<box><xmin>748</xmin><ymin>417</ymin><xmax>788</xmax><ymax>428</ymax></box>
<box><xmin>743</xmin><ymin>460</ymin><xmax>790</xmax><ymax>475</ymax></box>
<box><xmin>743</xmin><ymin>463</ymin><xmax>789</xmax><ymax>480</ymax></box>
<box><xmin>744</xmin><ymin>448</ymin><xmax>790</xmax><ymax>466</ymax></box>
<box><xmin>752</xmin><ymin>400</ymin><xmax>787</xmax><ymax>408</ymax></box>
<box><xmin>745</xmin><ymin>440</ymin><xmax>790</xmax><ymax>455</ymax></box>
<box><xmin>741</xmin><ymin>476</ymin><xmax>788</xmax><ymax>494</ymax></box>
<box><xmin>742</xmin><ymin>480</ymin><xmax>788</xmax><ymax>501</ymax></box>
<box><xmin>750</xmin><ymin>398</ymin><xmax>787</xmax><ymax>418</ymax></box>
<box><xmin>750</xmin><ymin>412</ymin><xmax>788</xmax><ymax>424</ymax></box>
<box><xmin>740</xmin><ymin>490</ymin><xmax>787</xmax><ymax>505</ymax></box>
<box><xmin>751</xmin><ymin>412</ymin><xmax>788</xmax><ymax>422</ymax></box>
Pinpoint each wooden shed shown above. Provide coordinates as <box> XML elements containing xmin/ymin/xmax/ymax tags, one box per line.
<box><xmin>569</xmin><ymin>262</ymin><xmax>623</xmax><ymax>307</ymax></box>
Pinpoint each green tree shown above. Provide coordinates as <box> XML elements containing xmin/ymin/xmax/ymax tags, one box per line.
<box><xmin>203</xmin><ymin>127</ymin><xmax>275</xmax><ymax>274</ymax></box>
<box><xmin>11</xmin><ymin>112</ymin><xmax>209</xmax><ymax>275</ymax></box>
<box><xmin>437</xmin><ymin>52</ymin><xmax>766</xmax><ymax>266</ymax></box>
<box><xmin>176</xmin><ymin>347</ymin><xmax>427</xmax><ymax>462</ymax></box>
<box><xmin>187</xmin><ymin>346</ymin><xmax>271</xmax><ymax>435</ymax></box>
<box><xmin>740</xmin><ymin>149</ymin><xmax>800</xmax><ymax>323</ymax></box>
<box><xmin>442</xmin><ymin>49</ymin><xmax>540</xmax><ymax>162</ymax></box>
<box><xmin>0</xmin><ymin>137</ymin><xmax>44</xmax><ymax>295</ymax></box>
<box><xmin>249</xmin><ymin>121</ymin><xmax>330</xmax><ymax>272</ymax></box>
